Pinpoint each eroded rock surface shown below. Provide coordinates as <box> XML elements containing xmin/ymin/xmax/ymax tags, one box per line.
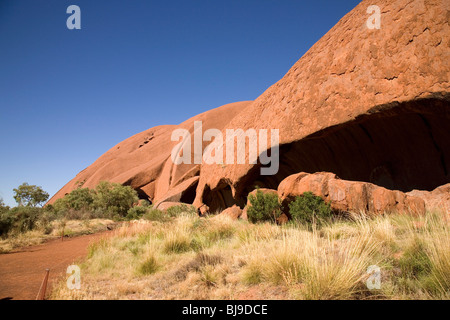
<box><xmin>407</xmin><ymin>184</ymin><xmax>450</xmax><ymax>213</ymax></box>
<box><xmin>278</xmin><ymin>172</ymin><xmax>426</xmax><ymax>215</ymax></box>
<box><xmin>48</xmin><ymin>101</ymin><xmax>252</xmax><ymax>205</ymax></box>
<box><xmin>193</xmin><ymin>0</ymin><xmax>450</xmax><ymax>212</ymax></box>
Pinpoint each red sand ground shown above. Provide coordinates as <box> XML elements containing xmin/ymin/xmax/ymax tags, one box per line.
<box><xmin>0</xmin><ymin>232</ymin><xmax>111</xmax><ymax>300</ymax></box>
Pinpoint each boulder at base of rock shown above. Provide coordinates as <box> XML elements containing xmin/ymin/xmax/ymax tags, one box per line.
<box><xmin>219</xmin><ymin>205</ymin><xmax>243</xmax><ymax>220</ymax></box>
<box><xmin>278</xmin><ymin>172</ymin><xmax>426</xmax><ymax>215</ymax></box>
<box><xmin>407</xmin><ymin>184</ymin><xmax>450</xmax><ymax>214</ymax></box>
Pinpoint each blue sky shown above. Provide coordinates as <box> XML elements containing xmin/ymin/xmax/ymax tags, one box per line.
<box><xmin>0</xmin><ymin>0</ymin><xmax>360</xmax><ymax>206</ymax></box>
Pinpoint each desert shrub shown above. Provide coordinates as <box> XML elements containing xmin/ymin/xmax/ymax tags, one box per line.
<box><xmin>36</xmin><ymin>208</ymin><xmax>57</xmax><ymax>234</ymax></box>
<box><xmin>0</xmin><ymin>199</ymin><xmax>12</xmax><ymax>236</ymax></box>
<box><xmin>0</xmin><ymin>210</ymin><xmax>13</xmax><ymax>237</ymax></box>
<box><xmin>143</xmin><ymin>208</ymin><xmax>168</xmax><ymax>222</ymax></box>
<box><xmin>0</xmin><ymin>203</ymin><xmax>58</xmax><ymax>237</ymax></box>
<box><xmin>288</xmin><ymin>192</ymin><xmax>332</xmax><ymax>227</ymax></box>
<box><xmin>139</xmin><ymin>199</ymin><xmax>151</xmax><ymax>207</ymax></box>
<box><xmin>7</xmin><ymin>206</ymin><xmax>42</xmax><ymax>234</ymax></box>
<box><xmin>247</xmin><ymin>189</ymin><xmax>282</xmax><ymax>223</ymax></box>
<box><xmin>56</xmin><ymin>187</ymin><xmax>94</xmax><ymax>212</ymax></box>
<box><xmin>50</xmin><ymin>182</ymin><xmax>139</xmax><ymax>220</ymax></box>
<box><xmin>126</xmin><ymin>206</ymin><xmax>148</xmax><ymax>220</ymax></box>
<box><xmin>0</xmin><ymin>198</ymin><xmax>9</xmax><ymax>213</ymax></box>
<box><xmin>92</xmin><ymin>181</ymin><xmax>139</xmax><ymax>217</ymax></box>
<box><xmin>166</xmin><ymin>204</ymin><xmax>198</xmax><ymax>217</ymax></box>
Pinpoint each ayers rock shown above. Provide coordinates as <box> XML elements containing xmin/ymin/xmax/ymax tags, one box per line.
<box><xmin>48</xmin><ymin>101</ymin><xmax>252</xmax><ymax>205</ymax></box>
<box><xmin>49</xmin><ymin>0</ymin><xmax>450</xmax><ymax>214</ymax></box>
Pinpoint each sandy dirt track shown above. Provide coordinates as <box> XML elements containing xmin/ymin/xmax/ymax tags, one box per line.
<box><xmin>0</xmin><ymin>232</ymin><xmax>110</xmax><ymax>300</ymax></box>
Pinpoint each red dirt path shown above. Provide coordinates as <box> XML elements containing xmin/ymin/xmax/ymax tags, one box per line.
<box><xmin>0</xmin><ymin>231</ymin><xmax>111</xmax><ymax>300</ymax></box>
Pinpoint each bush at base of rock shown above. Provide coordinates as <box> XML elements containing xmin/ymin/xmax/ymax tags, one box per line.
<box><xmin>53</xmin><ymin>181</ymin><xmax>139</xmax><ymax>218</ymax></box>
<box><xmin>288</xmin><ymin>191</ymin><xmax>332</xmax><ymax>227</ymax></box>
<box><xmin>166</xmin><ymin>204</ymin><xmax>198</xmax><ymax>217</ymax></box>
<box><xmin>143</xmin><ymin>208</ymin><xmax>168</xmax><ymax>222</ymax></box>
<box><xmin>126</xmin><ymin>206</ymin><xmax>148</xmax><ymax>220</ymax></box>
<box><xmin>247</xmin><ymin>188</ymin><xmax>282</xmax><ymax>224</ymax></box>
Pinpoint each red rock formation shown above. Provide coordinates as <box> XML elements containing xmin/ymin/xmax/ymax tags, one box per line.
<box><xmin>407</xmin><ymin>183</ymin><xmax>450</xmax><ymax>213</ymax></box>
<box><xmin>51</xmin><ymin>0</ymin><xmax>449</xmax><ymax>215</ymax></box>
<box><xmin>193</xmin><ymin>0</ymin><xmax>450</xmax><ymax>212</ymax></box>
<box><xmin>277</xmin><ymin>172</ymin><xmax>426</xmax><ymax>215</ymax></box>
<box><xmin>219</xmin><ymin>205</ymin><xmax>243</xmax><ymax>220</ymax></box>
<box><xmin>48</xmin><ymin>101</ymin><xmax>253</xmax><ymax>205</ymax></box>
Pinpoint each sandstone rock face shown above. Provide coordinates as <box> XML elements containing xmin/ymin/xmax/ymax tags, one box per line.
<box><xmin>153</xmin><ymin>176</ymin><xmax>199</xmax><ymax>208</ymax></box>
<box><xmin>48</xmin><ymin>101</ymin><xmax>252</xmax><ymax>205</ymax></box>
<box><xmin>407</xmin><ymin>183</ymin><xmax>450</xmax><ymax>213</ymax></box>
<box><xmin>278</xmin><ymin>172</ymin><xmax>426</xmax><ymax>215</ymax></box>
<box><xmin>193</xmin><ymin>0</ymin><xmax>450</xmax><ymax>212</ymax></box>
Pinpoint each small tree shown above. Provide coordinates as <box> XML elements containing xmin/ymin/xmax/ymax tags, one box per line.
<box><xmin>288</xmin><ymin>192</ymin><xmax>332</xmax><ymax>227</ymax></box>
<box><xmin>0</xmin><ymin>198</ymin><xmax>8</xmax><ymax>213</ymax></box>
<box><xmin>0</xmin><ymin>198</ymin><xmax>12</xmax><ymax>236</ymax></box>
<box><xmin>63</xmin><ymin>187</ymin><xmax>94</xmax><ymax>211</ymax></box>
<box><xmin>13</xmin><ymin>183</ymin><xmax>49</xmax><ymax>207</ymax></box>
<box><xmin>247</xmin><ymin>189</ymin><xmax>282</xmax><ymax>223</ymax></box>
<box><xmin>93</xmin><ymin>181</ymin><xmax>139</xmax><ymax>217</ymax></box>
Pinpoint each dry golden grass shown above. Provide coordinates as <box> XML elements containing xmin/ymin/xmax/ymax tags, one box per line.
<box><xmin>51</xmin><ymin>210</ymin><xmax>449</xmax><ymax>300</ymax></box>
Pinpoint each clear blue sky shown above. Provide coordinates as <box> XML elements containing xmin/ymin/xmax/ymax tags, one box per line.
<box><xmin>0</xmin><ymin>0</ymin><xmax>361</xmax><ymax>206</ymax></box>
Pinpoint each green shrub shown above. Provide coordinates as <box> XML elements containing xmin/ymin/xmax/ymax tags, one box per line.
<box><xmin>0</xmin><ymin>203</ymin><xmax>57</xmax><ymax>237</ymax></box>
<box><xmin>247</xmin><ymin>189</ymin><xmax>282</xmax><ymax>223</ymax></box>
<box><xmin>126</xmin><ymin>206</ymin><xmax>148</xmax><ymax>220</ymax></box>
<box><xmin>144</xmin><ymin>208</ymin><xmax>168</xmax><ymax>222</ymax></box>
<box><xmin>93</xmin><ymin>181</ymin><xmax>139</xmax><ymax>217</ymax></box>
<box><xmin>166</xmin><ymin>204</ymin><xmax>198</xmax><ymax>217</ymax></box>
<box><xmin>7</xmin><ymin>206</ymin><xmax>42</xmax><ymax>233</ymax></box>
<box><xmin>288</xmin><ymin>192</ymin><xmax>332</xmax><ymax>227</ymax></box>
<box><xmin>139</xmin><ymin>199</ymin><xmax>151</xmax><ymax>207</ymax></box>
<box><xmin>0</xmin><ymin>198</ymin><xmax>8</xmax><ymax>213</ymax></box>
<box><xmin>0</xmin><ymin>211</ymin><xmax>13</xmax><ymax>237</ymax></box>
<box><xmin>58</xmin><ymin>188</ymin><xmax>94</xmax><ymax>211</ymax></box>
<box><xmin>0</xmin><ymin>199</ymin><xmax>12</xmax><ymax>236</ymax></box>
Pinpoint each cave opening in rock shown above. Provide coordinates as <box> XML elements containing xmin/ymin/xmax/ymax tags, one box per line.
<box><xmin>134</xmin><ymin>187</ymin><xmax>151</xmax><ymax>202</ymax></box>
<box><xmin>202</xmin><ymin>182</ymin><xmax>236</xmax><ymax>213</ymax></box>
<box><xmin>179</xmin><ymin>180</ymin><xmax>198</xmax><ymax>204</ymax></box>
<box><xmin>242</xmin><ymin>97</ymin><xmax>450</xmax><ymax>197</ymax></box>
